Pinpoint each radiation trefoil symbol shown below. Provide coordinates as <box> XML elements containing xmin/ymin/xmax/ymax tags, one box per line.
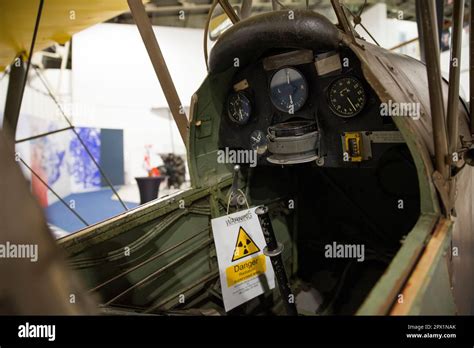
<box><xmin>231</xmin><ymin>226</ymin><xmax>261</xmax><ymax>262</ymax></box>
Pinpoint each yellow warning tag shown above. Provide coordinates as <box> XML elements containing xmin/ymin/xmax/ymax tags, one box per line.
<box><xmin>226</xmin><ymin>254</ymin><xmax>266</xmax><ymax>287</ymax></box>
<box><xmin>231</xmin><ymin>226</ymin><xmax>261</xmax><ymax>262</ymax></box>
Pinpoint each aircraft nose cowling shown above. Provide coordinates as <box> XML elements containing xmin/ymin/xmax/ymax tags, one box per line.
<box><xmin>209</xmin><ymin>9</ymin><xmax>342</xmax><ymax>74</ymax></box>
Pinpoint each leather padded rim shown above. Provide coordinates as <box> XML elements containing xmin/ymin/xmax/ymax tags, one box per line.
<box><xmin>209</xmin><ymin>10</ymin><xmax>342</xmax><ymax>74</ymax></box>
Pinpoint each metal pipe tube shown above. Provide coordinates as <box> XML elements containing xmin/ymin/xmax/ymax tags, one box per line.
<box><xmin>255</xmin><ymin>205</ymin><xmax>297</xmax><ymax>316</ymax></box>
<box><xmin>127</xmin><ymin>0</ymin><xmax>189</xmax><ymax>146</ymax></box>
<box><xmin>470</xmin><ymin>0</ymin><xmax>474</xmax><ymax>135</ymax></box>
<box><xmin>88</xmin><ymin>228</ymin><xmax>209</xmax><ymax>293</ymax></box>
<box><xmin>3</xmin><ymin>0</ymin><xmax>44</xmax><ymax>142</ymax></box>
<box><xmin>144</xmin><ymin>271</ymin><xmax>219</xmax><ymax>313</ymax></box>
<box><xmin>103</xmin><ymin>239</ymin><xmax>213</xmax><ymax>305</ymax></box>
<box><xmin>419</xmin><ymin>0</ymin><xmax>450</xmax><ymax>179</ymax></box>
<box><xmin>217</xmin><ymin>0</ymin><xmax>240</xmax><ymax>24</ymax></box>
<box><xmin>447</xmin><ymin>0</ymin><xmax>465</xmax><ymax>157</ymax></box>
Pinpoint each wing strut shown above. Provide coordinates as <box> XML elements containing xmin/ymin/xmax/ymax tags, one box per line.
<box><xmin>446</xmin><ymin>0</ymin><xmax>465</xmax><ymax>158</ymax></box>
<box><xmin>419</xmin><ymin>0</ymin><xmax>450</xmax><ymax>182</ymax></box>
<box><xmin>470</xmin><ymin>0</ymin><xmax>474</xmax><ymax>136</ymax></box>
<box><xmin>127</xmin><ymin>0</ymin><xmax>189</xmax><ymax>147</ymax></box>
<box><xmin>2</xmin><ymin>0</ymin><xmax>44</xmax><ymax>142</ymax></box>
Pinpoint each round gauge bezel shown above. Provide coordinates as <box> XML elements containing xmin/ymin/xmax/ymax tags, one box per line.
<box><xmin>226</xmin><ymin>91</ymin><xmax>252</xmax><ymax>125</ymax></box>
<box><xmin>327</xmin><ymin>76</ymin><xmax>366</xmax><ymax>118</ymax></box>
<box><xmin>269</xmin><ymin>67</ymin><xmax>309</xmax><ymax>114</ymax></box>
<box><xmin>249</xmin><ymin>129</ymin><xmax>268</xmax><ymax>155</ymax></box>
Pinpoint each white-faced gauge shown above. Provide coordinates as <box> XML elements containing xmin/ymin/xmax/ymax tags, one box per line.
<box><xmin>270</xmin><ymin>67</ymin><xmax>308</xmax><ymax>113</ymax></box>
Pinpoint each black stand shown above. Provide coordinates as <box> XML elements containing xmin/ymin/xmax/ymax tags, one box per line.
<box><xmin>135</xmin><ymin>176</ymin><xmax>164</xmax><ymax>204</ymax></box>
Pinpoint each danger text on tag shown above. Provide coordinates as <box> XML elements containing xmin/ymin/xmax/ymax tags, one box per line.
<box><xmin>226</xmin><ymin>254</ymin><xmax>266</xmax><ymax>287</ymax></box>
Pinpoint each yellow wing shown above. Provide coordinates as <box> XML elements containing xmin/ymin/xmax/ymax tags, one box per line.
<box><xmin>0</xmin><ymin>0</ymin><xmax>148</xmax><ymax>71</ymax></box>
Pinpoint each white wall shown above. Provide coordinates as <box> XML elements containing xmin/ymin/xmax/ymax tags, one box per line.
<box><xmin>440</xmin><ymin>27</ymin><xmax>470</xmax><ymax>101</ymax></box>
<box><xmin>356</xmin><ymin>3</ymin><xmax>470</xmax><ymax>102</ymax></box>
<box><xmin>72</xmin><ymin>23</ymin><xmax>207</xmax><ymax>184</ymax></box>
<box><xmin>355</xmin><ymin>3</ymin><xmax>419</xmax><ymax>59</ymax></box>
<box><xmin>0</xmin><ymin>72</ymin><xmax>8</xmax><ymax>126</ymax></box>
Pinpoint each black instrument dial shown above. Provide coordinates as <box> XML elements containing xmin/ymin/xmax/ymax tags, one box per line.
<box><xmin>270</xmin><ymin>67</ymin><xmax>308</xmax><ymax>114</ymax></box>
<box><xmin>227</xmin><ymin>92</ymin><xmax>251</xmax><ymax>125</ymax></box>
<box><xmin>328</xmin><ymin>76</ymin><xmax>366</xmax><ymax>118</ymax></box>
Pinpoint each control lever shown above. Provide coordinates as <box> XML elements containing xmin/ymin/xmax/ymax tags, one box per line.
<box><xmin>228</xmin><ymin>165</ymin><xmax>246</xmax><ymax>207</ymax></box>
<box><xmin>255</xmin><ymin>205</ymin><xmax>298</xmax><ymax>316</ymax></box>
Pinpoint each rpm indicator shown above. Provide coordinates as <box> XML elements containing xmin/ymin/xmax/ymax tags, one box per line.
<box><xmin>328</xmin><ymin>76</ymin><xmax>366</xmax><ymax>118</ymax></box>
<box><xmin>227</xmin><ymin>92</ymin><xmax>252</xmax><ymax>125</ymax></box>
<box><xmin>270</xmin><ymin>67</ymin><xmax>308</xmax><ymax>114</ymax></box>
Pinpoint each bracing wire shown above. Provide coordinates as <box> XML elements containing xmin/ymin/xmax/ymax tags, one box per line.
<box><xmin>32</xmin><ymin>65</ymin><xmax>129</xmax><ymax>211</ymax></box>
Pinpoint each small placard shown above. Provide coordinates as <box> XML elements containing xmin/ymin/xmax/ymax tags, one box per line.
<box><xmin>314</xmin><ymin>52</ymin><xmax>342</xmax><ymax>76</ymax></box>
<box><xmin>211</xmin><ymin>207</ymin><xmax>275</xmax><ymax>312</ymax></box>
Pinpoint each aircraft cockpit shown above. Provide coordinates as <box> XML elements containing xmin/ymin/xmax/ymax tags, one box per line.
<box><xmin>3</xmin><ymin>0</ymin><xmax>472</xmax><ymax>321</ymax></box>
<box><xmin>198</xmin><ymin>10</ymin><xmax>422</xmax><ymax>314</ymax></box>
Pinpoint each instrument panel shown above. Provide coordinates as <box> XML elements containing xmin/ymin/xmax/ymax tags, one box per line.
<box><xmin>218</xmin><ymin>47</ymin><xmax>402</xmax><ymax>168</ymax></box>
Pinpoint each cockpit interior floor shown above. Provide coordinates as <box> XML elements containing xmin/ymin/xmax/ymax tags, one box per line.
<box><xmin>292</xmin><ymin>144</ymin><xmax>420</xmax><ymax>315</ymax></box>
<box><xmin>310</xmin><ymin>259</ymin><xmax>387</xmax><ymax>315</ymax></box>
